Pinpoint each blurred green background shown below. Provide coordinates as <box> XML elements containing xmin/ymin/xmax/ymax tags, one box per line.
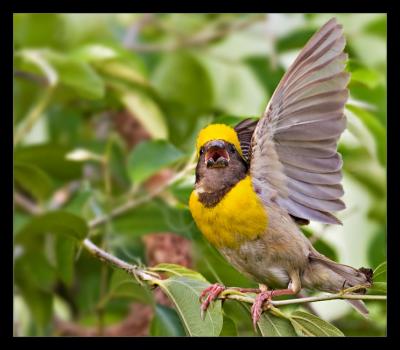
<box><xmin>13</xmin><ymin>13</ymin><xmax>386</xmax><ymax>336</ymax></box>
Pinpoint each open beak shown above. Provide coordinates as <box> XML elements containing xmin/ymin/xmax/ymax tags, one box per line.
<box><xmin>204</xmin><ymin>140</ymin><xmax>229</xmax><ymax>168</ymax></box>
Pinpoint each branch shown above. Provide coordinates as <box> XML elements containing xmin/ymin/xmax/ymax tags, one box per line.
<box><xmin>88</xmin><ymin>159</ymin><xmax>196</xmax><ymax>228</ymax></box>
<box><xmin>219</xmin><ymin>289</ymin><xmax>386</xmax><ymax>309</ymax></box>
<box><xmin>14</xmin><ymin>189</ymin><xmax>386</xmax><ymax>313</ymax></box>
<box><xmin>14</xmin><ymin>190</ymin><xmax>386</xmax><ymax>308</ymax></box>
<box><xmin>14</xmin><ymin>192</ymin><xmax>42</xmax><ymax>215</ymax></box>
<box><xmin>81</xmin><ymin>238</ymin><xmax>386</xmax><ymax>310</ymax></box>
<box><xmin>14</xmin><ymin>69</ymin><xmax>49</xmax><ymax>86</ymax></box>
<box><xmin>125</xmin><ymin>15</ymin><xmax>266</xmax><ymax>53</ymax></box>
<box><xmin>14</xmin><ymin>164</ymin><xmax>386</xmax><ymax>311</ymax></box>
<box><xmin>82</xmin><ymin>238</ymin><xmax>160</xmax><ymax>285</ymax></box>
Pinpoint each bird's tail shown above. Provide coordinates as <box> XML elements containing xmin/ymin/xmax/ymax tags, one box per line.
<box><xmin>304</xmin><ymin>253</ymin><xmax>373</xmax><ymax>316</ymax></box>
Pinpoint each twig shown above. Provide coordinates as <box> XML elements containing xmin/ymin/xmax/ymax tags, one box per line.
<box><xmin>122</xmin><ymin>14</ymin><xmax>155</xmax><ymax>49</ymax></box>
<box><xmin>14</xmin><ymin>88</ymin><xmax>54</xmax><ymax>146</ymax></box>
<box><xmin>126</xmin><ymin>15</ymin><xmax>266</xmax><ymax>53</ymax></box>
<box><xmin>14</xmin><ymin>70</ymin><xmax>49</xmax><ymax>86</ymax></box>
<box><xmin>14</xmin><ymin>154</ymin><xmax>196</xmax><ymax>228</ymax></box>
<box><xmin>82</xmin><ymin>238</ymin><xmax>160</xmax><ymax>284</ymax></box>
<box><xmin>88</xmin><ymin>159</ymin><xmax>196</xmax><ymax>228</ymax></box>
<box><xmin>81</xmin><ymin>238</ymin><xmax>386</xmax><ymax>310</ymax></box>
<box><xmin>219</xmin><ymin>291</ymin><xmax>386</xmax><ymax>308</ymax></box>
<box><xmin>14</xmin><ymin>159</ymin><xmax>386</xmax><ymax>311</ymax></box>
<box><xmin>14</xmin><ymin>192</ymin><xmax>42</xmax><ymax>215</ymax></box>
<box><xmin>14</xmin><ymin>190</ymin><xmax>386</xmax><ymax>312</ymax></box>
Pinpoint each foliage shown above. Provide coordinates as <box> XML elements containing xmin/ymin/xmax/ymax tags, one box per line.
<box><xmin>13</xmin><ymin>13</ymin><xmax>386</xmax><ymax>336</ymax></box>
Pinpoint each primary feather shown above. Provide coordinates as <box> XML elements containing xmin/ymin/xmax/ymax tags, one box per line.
<box><xmin>243</xmin><ymin>17</ymin><xmax>349</xmax><ymax>225</ymax></box>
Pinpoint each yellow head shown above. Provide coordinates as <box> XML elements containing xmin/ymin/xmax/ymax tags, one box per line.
<box><xmin>196</xmin><ymin>124</ymin><xmax>243</xmax><ymax>157</ymax></box>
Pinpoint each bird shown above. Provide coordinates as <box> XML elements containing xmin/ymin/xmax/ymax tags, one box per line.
<box><xmin>188</xmin><ymin>17</ymin><xmax>373</xmax><ymax>328</ymax></box>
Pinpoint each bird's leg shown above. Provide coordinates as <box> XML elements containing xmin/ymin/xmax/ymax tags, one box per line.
<box><xmin>199</xmin><ymin>283</ymin><xmax>226</xmax><ymax>319</ymax></box>
<box><xmin>251</xmin><ymin>284</ymin><xmax>273</xmax><ymax>329</ymax></box>
<box><xmin>251</xmin><ymin>274</ymin><xmax>301</xmax><ymax>329</ymax></box>
<box><xmin>199</xmin><ymin>284</ymin><xmax>261</xmax><ymax>319</ymax></box>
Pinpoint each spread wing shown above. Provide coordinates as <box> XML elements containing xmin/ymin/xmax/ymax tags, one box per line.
<box><xmin>244</xmin><ymin>18</ymin><xmax>349</xmax><ymax>225</ymax></box>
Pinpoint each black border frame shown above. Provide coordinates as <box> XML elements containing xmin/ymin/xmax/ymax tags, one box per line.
<box><xmin>3</xmin><ymin>0</ymin><xmax>398</xmax><ymax>345</ymax></box>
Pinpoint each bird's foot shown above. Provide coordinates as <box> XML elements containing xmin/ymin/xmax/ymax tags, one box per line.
<box><xmin>251</xmin><ymin>286</ymin><xmax>297</xmax><ymax>330</ymax></box>
<box><xmin>199</xmin><ymin>284</ymin><xmax>261</xmax><ymax>319</ymax></box>
<box><xmin>251</xmin><ymin>290</ymin><xmax>274</xmax><ymax>330</ymax></box>
<box><xmin>199</xmin><ymin>283</ymin><xmax>226</xmax><ymax>319</ymax></box>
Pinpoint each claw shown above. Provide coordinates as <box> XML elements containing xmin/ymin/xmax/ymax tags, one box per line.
<box><xmin>199</xmin><ymin>283</ymin><xmax>226</xmax><ymax>320</ymax></box>
<box><xmin>251</xmin><ymin>290</ymin><xmax>274</xmax><ymax>330</ymax></box>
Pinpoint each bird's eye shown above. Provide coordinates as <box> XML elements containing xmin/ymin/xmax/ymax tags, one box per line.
<box><xmin>229</xmin><ymin>144</ymin><xmax>236</xmax><ymax>153</ymax></box>
<box><xmin>199</xmin><ymin>147</ymin><xmax>205</xmax><ymax>155</ymax></box>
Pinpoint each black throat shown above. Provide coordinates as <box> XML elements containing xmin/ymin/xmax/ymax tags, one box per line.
<box><xmin>198</xmin><ymin>186</ymin><xmax>236</xmax><ymax>208</ymax></box>
<box><xmin>196</xmin><ymin>167</ymin><xmax>248</xmax><ymax>208</ymax></box>
<box><xmin>195</xmin><ymin>145</ymin><xmax>249</xmax><ymax>208</ymax></box>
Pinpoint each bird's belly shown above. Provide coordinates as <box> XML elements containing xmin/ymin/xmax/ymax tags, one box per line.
<box><xmin>189</xmin><ymin>176</ymin><xmax>268</xmax><ymax>249</ymax></box>
<box><xmin>220</xmin><ymin>240</ymin><xmax>290</xmax><ymax>288</ymax></box>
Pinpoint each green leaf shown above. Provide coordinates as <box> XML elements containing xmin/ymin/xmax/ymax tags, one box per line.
<box><xmin>289</xmin><ymin>311</ymin><xmax>344</xmax><ymax>337</ymax></box>
<box><xmin>107</xmin><ymin>136</ymin><xmax>131</xmax><ymax>193</ymax></box>
<box><xmin>14</xmin><ymin>144</ymin><xmax>83</xmax><ymax>181</ymax></box>
<box><xmin>170</xmin><ymin>179</ymin><xmax>194</xmax><ymax>205</ymax></box>
<box><xmin>364</xmin><ymin>16</ymin><xmax>387</xmax><ymax>38</ymax></box>
<box><xmin>113</xmin><ymin>200</ymin><xmax>194</xmax><ymax>238</ymax></box>
<box><xmin>15</xmin><ymin>251</ymin><xmax>57</xmax><ymax>292</ymax></box>
<box><xmin>157</xmin><ymin>276</ymin><xmax>223</xmax><ymax>336</ymax></box>
<box><xmin>220</xmin><ymin>316</ymin><xmax>238</xmax><ymax>336</ymax></box>
<box><xmin>245</xmin><ymin>56</ymin><xmax>285</xmax><ymax>97</ymax></box>
<box><xmin>222</xmin><ymin>300</ymin><xmax>255</xmax><ymax>336</ymax></box>
<box><xmin>199</xmin><ymin>54</ymin><xmax>266</xmax><ymax>117</ymax></box>
<box><xmin>79</xmin><ymin>43</ymin><xmax>148</xmax><ymax>82</ymax></box>
<box><xmin>14</xmin><ymin>162</ymin><xmax>54</xmax><ymax>200</ymax></box>
<box><xmin>350</xmin><ymin>68</ymin><xmax>383</xmax><ymax>89</ymax></box>
<box><xmin>16</xmin><ymin>211</ymin><xmax>88</xmax><ymax>241</ymax></box>
<box><xmin>14</xmin><ymin>14</ymin><xmax>66</xmax><ymax>49</ymax></box>
<box><xmin>14</xmin><ymin>212</ymin><xmax>30</xmax><ymax>236</ymax></box>
<box><xmin>368</xmin><ymin>282</ymin><xmax>387</xmax><ymax>294</ymax></box>
<box><xmin>69</xmin><ymin>44</ymin><xmax>119</xmax><ymax>62</ymax></box>
<box><xmin>109</xmin><ymin>269</ymin><xmax>153</xmax><ymax>305</ymax></box>
<box><xmin>119</xmin><ymin>89</ymin><xmax>168</xmax><ymax>139</ymax></box>
<box><xmin>151</xmin><ymin>263</ymin><xmax>208</xmax><ymax>282</ymax></box>
<box><xmin>13</xmin><ymin>78</ymin><xmax>42</xmax><ymax>123</ymax></box>
<box><xmin>340</xmin><ymin>145</ymin><xmax>386</xmax><ymax>199</ymax></box>
<box><xmin>348</xmin><ymin>81</ymin><xmax>386</xmax><ymax>128</ymax></box>
<box><xmin>63</xmin><ymin>187</ymin><xmax>93</xmax><ymax>216</ymax></box>
<box><xmin>258</xmin><ymin>312</ymin><xmax>297</xmax><ymax>337</ymax></box>
<box><xmin>152</xmin><ymin>52</ymin><xmax>214</xmax><ymax>118</ymax></box>
<box><xmin>127</xmin><ymin>140</ymin><xmax>184</xmax><ymax>184</ymax></box>
<box><xmin>150</xmin><ymin>304</ymin><xmax>186</xmax><ymax>336</ymax></box>
<box><xmin>276</xmin><ymin>28</ymin><xmax>316</xmax><ymax>52</ymax></box>
<box><xmin>346</xmin><ymin>104</ymin><xmax>386</xmax><ymax>165</ymax></box>
<box><xmin>55</xmin><ymin>236</ymin><xmax>76</xmax><ymax>286</ymax></box>
<box><xmin>46</xmin><ymin>51</ymin><xmax>105</xmax><ymax>99</ymax></box>
<box><xmin>373</xmin><ymin>261</ymin><xmax>387</xmax><ymax>282</ymax></box>
<box><xmin>101</xmin><ymin>61</ymin><xmax>148</xmax><ymax>86</ymax></box>
<box><xmin>73</xmin><ymin>254</ymin><xmax>102</xmax><ymax>315</ymax></box>
<box><xmin>14</xmin><ymin>249</ymin><xmax>56</xmax><ymax>332</ymax></box>
<box><xmin>368</xmin><ymin>229</ymin><xmax>386</xmax><ymax>269</ymax></box>
<box><xmin>367</xmin><ymin>200</ymin><xmax>386</xmax><ymax>224</ymax></box>
<box><xmin>17</xmin><ymin>284</ymin><xmax>53</xmax><ymax>333</ymax></box>
<box><xmin>17</xmin><ymin>49</ymin><xmax>105</xmax><ymax>99</ymax></box>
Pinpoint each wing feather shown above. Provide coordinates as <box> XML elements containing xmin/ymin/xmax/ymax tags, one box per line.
<box><xmin>246</xmin><ymin>18</ymin><xmax>349</xmax><ymax>225</ymax></box>
<box><xmin>234</xmin><ymin>118</ymin><xmax>258</xmax><ymax>161</ymax></box>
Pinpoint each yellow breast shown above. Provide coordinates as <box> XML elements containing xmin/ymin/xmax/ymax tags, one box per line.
<box><xmin>189</xmin><ymin>176</ymin><xmax>268</xmax><ymax>249</ymax></box>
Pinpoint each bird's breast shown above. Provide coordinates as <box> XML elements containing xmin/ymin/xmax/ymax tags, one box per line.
<box><xmin>189</xmin><ymin>176</ymin><xmax>268</xmax><ymax>249</ymax></box>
